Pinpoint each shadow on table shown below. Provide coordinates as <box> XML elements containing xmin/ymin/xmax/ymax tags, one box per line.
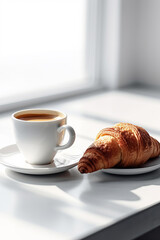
<box><xmin>6</xmin><ymin>166</ymin><xmax>160</xmax><ymax>206</ymax></box>
<box><xmin>0</xmin><ymin>168</ymin><xmax>87</xmax><ymax>237</ymax></box>
<box><xmin>3</xmin><ymin>167</ymin><xmax>160</xmax><ymax>235</ymax></box>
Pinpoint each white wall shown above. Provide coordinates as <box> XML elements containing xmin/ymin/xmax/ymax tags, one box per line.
<box><xmin>101</xmin><ymin>0</ymin><xmax>160</xmax><ymax>89</ymax></box>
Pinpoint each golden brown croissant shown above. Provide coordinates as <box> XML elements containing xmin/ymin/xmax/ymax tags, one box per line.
<box><xmin>78</xmin><ymin>123</ymin><xmax>160</xmax><ymax>174</ymax></box>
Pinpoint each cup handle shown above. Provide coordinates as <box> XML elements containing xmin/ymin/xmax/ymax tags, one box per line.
<box><xmin>55</xmin><ymin>125</ymin><xmax>76</xmax><ymax>151</ymax></box>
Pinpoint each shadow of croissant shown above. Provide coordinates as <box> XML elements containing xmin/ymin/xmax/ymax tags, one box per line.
<box><xmin>78</xmin><ymin>168</ymin><xmax>160</xmax><ymax>217</ymax></box>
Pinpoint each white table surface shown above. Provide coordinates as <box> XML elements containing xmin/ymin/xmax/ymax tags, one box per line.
<box><xmin>1</xmin><ymin>87</ymin><xmax>160</xmax><ymax>240</ymax></box>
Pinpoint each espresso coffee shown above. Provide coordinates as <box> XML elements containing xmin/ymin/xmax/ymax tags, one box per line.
<box><xmin>16</xmin><ymin>113</ymin><xmax>61</xmax><ymax>122</ymax></box>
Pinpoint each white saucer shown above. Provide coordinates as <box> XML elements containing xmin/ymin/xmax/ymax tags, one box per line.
<box><xmin>0</xmin><ymin>144</ymin><xmax>81</xmax><ymax>175</ymax></box>
<box><xmin>102</xmin><ymin>157</ymin><xmax>160</xmax><ymax>175</ymax></box>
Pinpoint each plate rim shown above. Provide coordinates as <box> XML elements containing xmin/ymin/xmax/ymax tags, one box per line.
<box><xmin>102</xmin><ymin>157</ymin><xmax>160</xmax><ymax>175</ymax></box>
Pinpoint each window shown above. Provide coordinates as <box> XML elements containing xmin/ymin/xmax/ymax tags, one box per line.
<box><xmin>0</xmin><ymin>0</ymin><xmax>99</xmax><ymax>108</ymax></box>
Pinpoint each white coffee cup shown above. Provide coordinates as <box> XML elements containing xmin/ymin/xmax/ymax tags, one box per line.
<box><xmin>12</xmin><ymin>109</ymin><xmax>76</xmax><ymax>165</ymax></box>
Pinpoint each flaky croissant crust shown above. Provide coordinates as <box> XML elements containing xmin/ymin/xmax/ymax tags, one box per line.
<box><xmin>78</xmin><ymin>123</ymin><xmax>160</xmax><ymax>174</ymax></box>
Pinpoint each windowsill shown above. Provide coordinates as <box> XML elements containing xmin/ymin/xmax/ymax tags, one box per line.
<box><xmin>0</xmin><ymin>82</ymin><xmax>105</xmax><ymax>113</ymax></box>
<box><xmin>0</xmin><ymin>86</ymin><xmax>160</xmax><ymax>240</ymax></box>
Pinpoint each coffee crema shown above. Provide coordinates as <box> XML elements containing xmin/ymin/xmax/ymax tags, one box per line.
<box><xmin>16</xmin><ymin>113</ymin><xmax>61</xmax><ymax>122</ymax></box>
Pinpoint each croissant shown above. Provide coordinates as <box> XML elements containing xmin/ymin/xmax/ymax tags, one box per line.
<box><xmin>78</xmin><ymin>123</ymin><xmax>160</xmax><ymax>174</ymax></box>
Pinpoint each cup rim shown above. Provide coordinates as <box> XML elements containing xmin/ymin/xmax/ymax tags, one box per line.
<box><xmin>12</xmin><ymin>108</ymin><xmax>67</xmax><ymax>123</ymax></box>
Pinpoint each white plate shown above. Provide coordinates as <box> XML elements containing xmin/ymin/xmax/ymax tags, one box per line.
<box><xmin>102</xmin><ymin>157</ymin><xmax>160</xmax><ymax>175</ymax></box>
<box><xmin>0</xmin><ymin>144</ymin><xmax>80</xmax><ymax>175</ymax></box>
